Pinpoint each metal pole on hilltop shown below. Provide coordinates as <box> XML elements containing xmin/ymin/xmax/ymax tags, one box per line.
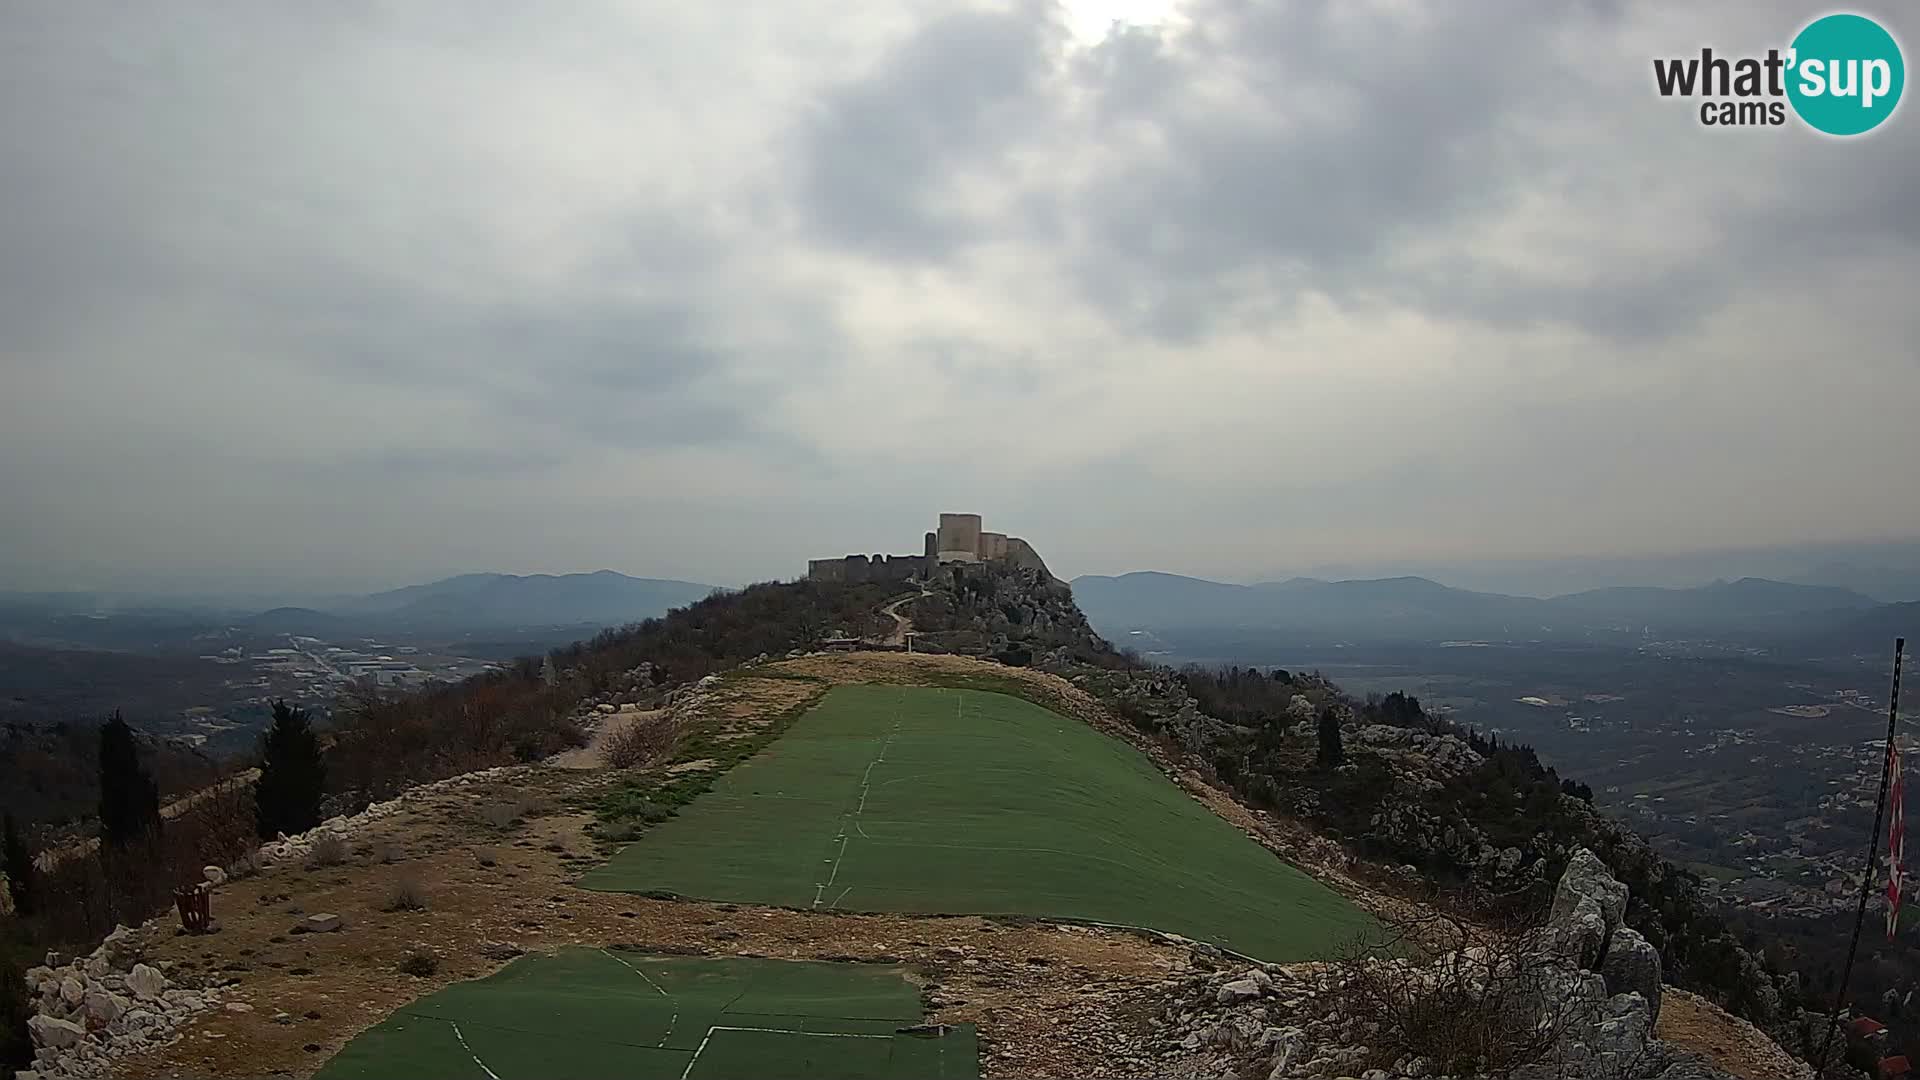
<box><xmin>1817</xmin><ymin>637</ymin><xmax>1904</xmax><ymax>1074</ymax></box>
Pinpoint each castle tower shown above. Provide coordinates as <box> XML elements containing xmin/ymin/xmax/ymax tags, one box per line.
<box><xmin>936</xmin><ymin>513</ymin><xmax>983</xmax><ymax>563</ymax></box>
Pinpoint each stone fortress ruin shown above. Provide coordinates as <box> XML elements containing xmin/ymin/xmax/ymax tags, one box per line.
<box><xmin>807</xmin><ymin>513</ymin><xmax>1052</xmax><ymax>584</ymax></box>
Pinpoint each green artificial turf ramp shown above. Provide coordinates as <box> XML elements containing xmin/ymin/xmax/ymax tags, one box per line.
<box><xmin>314</xmin><ymin>949</ymin><xmax>973</xmax><ymax>1080</ymax></box>
<box><xmin>582</xmin><ymin>684</ymin><xmax>1372</xmax><ymax>960</ymax></box>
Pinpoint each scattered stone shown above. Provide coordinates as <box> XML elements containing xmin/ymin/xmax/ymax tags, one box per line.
<box><xmin>83</xmin><ymin>990</ymin><xmax>127</xmax><ymax>1026</ymax></box>
<box><xmin>27</xmin><ymin>1016</ymin><xmax>86</xmax><ymax>1050</ymax></box>
<box><xmin>126</xmin><ymin>964</ymin><xmax>166</xmax><ymax>1000</ymax></box>
<box><xmin>304</xmin><ymin>913</ymin><xmax>343</xmax><ymax>933</ymax></box>
<box><xmin>1215</xmin><ymin>978</ymin><xmax>1264</xmax><ymax>1004</ymax></box>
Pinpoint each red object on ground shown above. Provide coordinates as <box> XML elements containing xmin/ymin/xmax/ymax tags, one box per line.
<box><xmin>1877</xmin><ymin>1055</ymin><xmax>1910</xmax><ymax>1080</ymax></box>
<box><xmin>174</xmin><ymin>882</ymin><xmax>211</xmax><ymax>933</ymax></box>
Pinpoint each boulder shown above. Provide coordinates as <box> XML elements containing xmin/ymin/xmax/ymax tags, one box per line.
<box><xmin>84</xmin><ymin>990</ymin><xmax>128</xmax><ymax>1025</ymax></box>
<box><xmin>1215</xmin><ymin>977</ymin><xmax>1264</xmax><ymax>1004</ymax></box>
<box><xmin>203</xmin><ymin>864</ymin><xmax>227</xmax><ymax>887</ymax></box>
<box><xmin>1551</xmin><ymin>848</ymin><xmax>1627</xmax><ymax>951</ymax></box>
<box><xmin>97</xmin><ymin>924</ymin><xmax>143</xmax><ymax>972</ymax></box>
<box><xmin>27</xmin><ymin>1015</ymin><xmax>86</xmax><ymax>1050</ymax></box>
<box><xmin>305</xmin><ymin>913</ymin><xmax>343</xmax><ymax>933</ymax></box>
<box><xmin>59</xmin><ymin>977</ymin><xmax>86</xmax><ymax>1006</ymax></box>
<box><xmin>1600</xmin><ymin>926</ymin><xmax>1663</xmax><ymax>1021</ymax></box>
<box><xmin>126</xmin><ymin>964</ymin><xmax>166</xmax><ymax>1000</ymax></box>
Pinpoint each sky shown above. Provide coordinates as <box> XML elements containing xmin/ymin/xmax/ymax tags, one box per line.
<box><xmin>4</xmin><ymin>1</ymin><xmax>1919</xmax><ymax>595</ymax></box>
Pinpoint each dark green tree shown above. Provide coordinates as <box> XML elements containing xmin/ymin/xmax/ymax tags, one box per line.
<box><xmin>2</xmin><ymin>813</ymin><xmax>31</xmax><ymax>917</ymax></box>
<box><xmin>97</xmin><ymin>711</ymin><xmax>161</xmax><ymax>849</ymax></box>
<box><xmin>1316</xmin><ymin>705</ymin><xmax>1345</xmax><ymax>768</ymax></box>
<box><xmin>255</xmin><ymin>701</ymin><xmax>326</xmax><ymax>839</ymax></box>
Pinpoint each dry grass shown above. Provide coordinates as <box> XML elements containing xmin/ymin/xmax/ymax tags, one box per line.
<box><xmin>603</xmin><ymin>714</ymin><xmax>680</xmax><ymax>769</ymax></box>
<box><xmin>304</xmin><ymin>834</ymin><xmax>349</xmax><ymax>869</ymax></box>
<box><xmin>383</xmin><ymin>875</ymin><xmax>427</xmax><ymax>913</ymax></box>
<box><xmin>1321</xmin><ymin>909</ymin><xmax>1594</xmax><ymax>1079</ymax></box>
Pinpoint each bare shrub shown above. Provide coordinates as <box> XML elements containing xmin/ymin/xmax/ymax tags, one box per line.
<box><xmin>383</xmin><ymin>875</ymin><xmax>427</xmax><ymax>912</ymax></box>
<box><xmin>477</xmin><ymin>804</ymin><xmax>517</xmax><ymax>830</ymax></box>
<box><xmin>398</xmin><ymin>947</ymin><xmax>439</xmax><ymax>977</ymax></box>
<box><xmin>603</xmin><ymin>715</ymin><xmax>680</xmax><ymax>769</ymax></box>
<box><xmin>305</xmin><ymin>833</ymin><xmax>349</xmax><ymax>868</ymax></box>
<box><xmin>226</xmin><ymin>847</ymin><xmax>263</xmax><ymax>882</ymax></box>
<box><xmin>1322</xmin><ymin>907</ymin><xmax>1590</xmax><ymax>1079</ymax></box>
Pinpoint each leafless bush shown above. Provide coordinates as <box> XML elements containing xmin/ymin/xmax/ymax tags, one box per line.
<box><xmin>384</xmin><ymin>875</ymin><xmax>427</xmax><ymax>912</ymax></box>
<box><xmin>603</xmin><ymin>715</ymin><xmax>680</xmax><ymax>769</ymax></box>
<box><xmin>1322</xmin><ymin>907</ymin><xmax>1589</xmax><ymax>1079</ymax></box>
<box><xmin>226</xmin><ymin>847</ymin><xmax>262</xmax><ymax>882</ymax></box>
<box><xmin>478</xmin><ymin>803</ymin><xmax>517</xmax><ymax>830</ymax></box>
<box><xmin>398</xmin><ymin>947</ymin><xmax>439</xmax><ymax>977</ymax></box>
<box><xmin>305</xmin><ymin>834</ymin><xmax>349</xmax><ymax>868</ymax></box>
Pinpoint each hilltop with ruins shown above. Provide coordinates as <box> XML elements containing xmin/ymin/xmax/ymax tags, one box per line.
<box><xmin>806</xmin><ymin>512</ymin><xmax>1052</xmax><ymax>584</ymax></box>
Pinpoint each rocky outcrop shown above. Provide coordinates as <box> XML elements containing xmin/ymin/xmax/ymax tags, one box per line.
<box><xmin>1149</xmin><ymin>850</ymin><xmax>1750</xmax><ymax>1080</ymax></box>
<box><xmin>21</xmin><ymin>924</ymin><xmax>220</xmax><ymax>1080</ymax></box>
<box><xmin>1603</xmin><ymin>927</ymin><xmax>1664</xmax><ymax>1023</ymax></box>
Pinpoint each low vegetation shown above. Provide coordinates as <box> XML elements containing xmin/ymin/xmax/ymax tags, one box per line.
<box><xmin>397</xmin><ymin>947</ymin><xmax>439</xmax><ymax>978</ymax></box>
<box><xmin>602</xmin><ymin>714</ymin><xmax>678</xmax><ymax>769</ymax></box>
<box><xmin>384</xmin><ymin>875</ymin><xmax>427</xmax><ymax>913</ymax></box>
<box><xmin>305</xmin><ymin>833</ymin><xmax>350</xmax><ymax>869</ymax></box>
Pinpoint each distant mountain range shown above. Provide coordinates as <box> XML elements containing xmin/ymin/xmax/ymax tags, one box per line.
<box><xmin>284</xmin><ymin>571</ymin><xmax>719</xmax><ymax>631</ymax></box>
<box><xmin>0</xmin><ymin>572</ymin><xmax>722</xmax><ymax>646</ymax></box>
<box><xmin>1070</xmin><ymin>571</ymin><xmax>1904</xmax><ymax>655</ymax></box>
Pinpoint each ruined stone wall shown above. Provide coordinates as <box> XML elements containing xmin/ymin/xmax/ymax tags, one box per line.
<box><xmin>808</xmin><ymin>554</ymin><xmax>926</xmax><ymax>583</ymax></box>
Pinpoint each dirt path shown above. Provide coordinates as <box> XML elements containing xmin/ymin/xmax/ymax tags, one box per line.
<box><xmin>878</xmin><ymin>592</ymin><xmax>920</xmax><ymax>646</ymax></box>
<box><xmin>549</xmin><ymin>705</ymin><xmax>667</xmax><ymax>769</ymax></box>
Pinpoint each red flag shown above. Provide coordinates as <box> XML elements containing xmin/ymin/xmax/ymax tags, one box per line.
<box><xmin>1889</xmin><ymin>743</ymin><xmax>1905</xmax><ymax>942</ymax></box>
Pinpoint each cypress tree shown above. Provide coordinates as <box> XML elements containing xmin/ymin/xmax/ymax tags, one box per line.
<box><xmin>1316</xmin><ymin>705</ymin><xmax>1345</xmax><ymax>768</ymax></box>
<box><xmin>98</xmin><ymin>711</ymin><xmax>161</xmax><ymax>848</ymax></box>
<box><xmin>2</xmin><ymin>812</ymin><xmax>32</xmax><ymax>916</ymax></box>
<box><xmin>255</xmin><ymin>701</ymin><xmax>326</xmax><ymax>839</ymax></box>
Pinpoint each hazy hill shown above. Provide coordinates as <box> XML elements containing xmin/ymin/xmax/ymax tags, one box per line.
<box><xmin>1072</xmin><ymin>572</ymin><xmax>1550</xmax><ymax>642</ymax></box>
<box><xmin>330</xmin><ymin>570</ymin><xmax>719</xmax><ymax>630</ymax></box>
<box><xmin>1071</xmin><ymin>570</ymin><xmax>1893</xmax><ymax>645</ymax></box>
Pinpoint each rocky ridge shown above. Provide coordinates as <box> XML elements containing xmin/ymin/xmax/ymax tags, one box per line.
<box><xmin>1148</xmin><ymin>850</ymin><xmax>1786</xmax><ymax>1080</ymax></box>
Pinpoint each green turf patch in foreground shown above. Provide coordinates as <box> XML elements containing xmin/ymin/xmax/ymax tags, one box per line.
<box><xmin>314</xmin><ymin>949</ymin><xmax>976</xmax><ymax>1080</ymax></box>
<box><xmin>582</xmin><ymin>684</ymin><xmax>1373</xmax><ymax>961</ymax></box>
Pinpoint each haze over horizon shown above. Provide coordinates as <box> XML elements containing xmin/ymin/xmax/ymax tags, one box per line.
<box><xmin>5</xmin><ymin>2</ymin><xmax>1918</xmax><ymax>596</ymax></box>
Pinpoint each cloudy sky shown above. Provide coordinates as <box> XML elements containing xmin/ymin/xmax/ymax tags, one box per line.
<box><xmin>4</xmin><ymin>1</ymin><xmax>1918</xmax><ymax>594</ymax></box>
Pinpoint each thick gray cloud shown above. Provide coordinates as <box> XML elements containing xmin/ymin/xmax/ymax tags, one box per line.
<box><xmin>2</xmin><ymin>0</ymin><xmax>1917</xmax><ymax>595</ymax></box>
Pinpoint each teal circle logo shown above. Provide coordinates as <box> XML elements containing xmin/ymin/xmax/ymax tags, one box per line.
<box><xmin>1787</xmin><ymin>13</ymin><xmax>1905</xmax><ymax>136</ymax></box>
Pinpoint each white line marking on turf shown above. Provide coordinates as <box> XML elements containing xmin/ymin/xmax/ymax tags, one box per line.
<box><xmin>812</xmin><ymin>712</ymin><xmax>901</xmax><ymax>908</ymax></box>
<box><xmin>448</xmin><ymin>1021</ymin><xmax>502</xmax><ymax>1080</ymax></box>
<box><xmin>601</xmin><ymin>948</ymin><xmax>678</xmax><ymax>1047</ymax></box>
<box><xmin>679</xmin><ymin>1021</ymin><xmax>897</xmax><ymax>1076</ymax></box>
<box><xmin>830</xmin><ymin>884</ymin><xmax>853</xmax><ymax>909</ymax></box>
